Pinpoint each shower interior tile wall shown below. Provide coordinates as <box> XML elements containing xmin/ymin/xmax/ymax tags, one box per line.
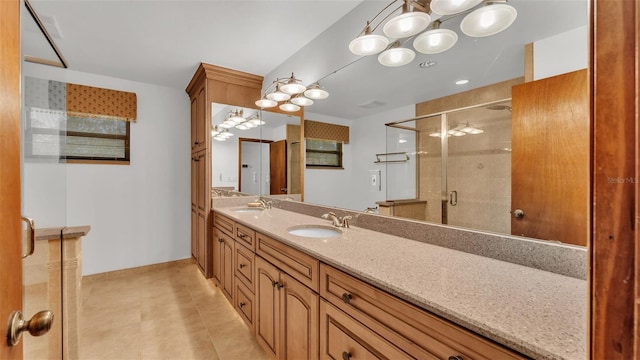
<box><xmin>417</xmin><ymin>113</ymin><xmax>512</xmax><ymax>234</ymax></box>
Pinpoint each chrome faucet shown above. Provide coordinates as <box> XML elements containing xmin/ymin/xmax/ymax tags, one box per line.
<box><xmin>321</xmin><ymin>212</ymin><xmax>352</xmax><ymax>228</ymax></box>
<box><xmin>257</xmin><ymin>198</ymin><xmax>272</xmax><ymax>209</ymax></box>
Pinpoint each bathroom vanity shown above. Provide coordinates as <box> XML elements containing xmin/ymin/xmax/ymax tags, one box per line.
<box><xmin>210</xmin><ymin>203</ymin><xmax>585</xmax><ymax>360</ymax></box>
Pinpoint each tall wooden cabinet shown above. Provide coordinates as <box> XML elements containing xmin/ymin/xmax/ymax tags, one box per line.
<box><xmin>186</xmin><ymin>63</ymin><xmax>263</xmax><ymax>277</ymax></box>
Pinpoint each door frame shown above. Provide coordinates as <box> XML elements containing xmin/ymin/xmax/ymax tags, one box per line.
<box><xmin>237</xmin><ymin>137</ymin><xmax>272</xmax><ymax>193</ymax></box>
<box><xmin>0</xmin><ymin>0</ymin><xmax>24</xmax><ymax>358</ymax></box>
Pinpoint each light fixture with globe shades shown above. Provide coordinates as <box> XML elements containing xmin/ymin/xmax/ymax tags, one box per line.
<box><xmin>255</xmin><ymin>73</ymin><xmax>329</xmax><ymax>112</ymax></box>
<box><xmin>348</xmin><ymin>0</ymin><xmax>517</xmax><ymax>67</ymax></box>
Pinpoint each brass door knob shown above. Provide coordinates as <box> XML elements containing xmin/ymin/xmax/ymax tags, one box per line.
<box><xmin>6</xmin><ymin>310</ymin><xmax>54</xmax><ymax>346</ymax></box>
<box><xmin>512</xmin><ymin>209</ymin><xmax>525</xmax><ymax>219</ymax></box>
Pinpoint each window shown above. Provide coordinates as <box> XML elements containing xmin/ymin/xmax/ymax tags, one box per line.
<box><xmin>306</xmin><ymin>139</ymin><xmax>343</xmax><ymax>168</ymax></box>
<box><xmin>24</xmin><ymin>78</ymin><xmax>136</xmax><ymax>163</ymax></box>
<box><xmin>25</xmin><ymin>108</ymin><xmax>130</xmax><ymax>162</ymax></box>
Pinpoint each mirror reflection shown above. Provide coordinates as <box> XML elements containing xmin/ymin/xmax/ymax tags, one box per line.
<box><xmin>213</xmin><ymin>1</ymin><xmax>588</xmax><ymax>247</ymax></box>
<box><xmin>211</xmin><ymin>103</ymin><xmax>301</xmax><ymax>197</ymax></box>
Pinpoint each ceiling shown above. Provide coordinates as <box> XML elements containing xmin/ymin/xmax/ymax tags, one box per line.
<box><xmin>25</xmin><ymin>0</ymin><xmax>587</xmax><ymax>120</ymax></box>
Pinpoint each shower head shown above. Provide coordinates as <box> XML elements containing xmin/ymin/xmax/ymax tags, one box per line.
<box><xmin>486</xmin><ymin>105</ymin><xmax>512</xmax><ymax>112</ymax></box>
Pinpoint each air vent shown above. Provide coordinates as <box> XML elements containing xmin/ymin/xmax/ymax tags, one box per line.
<box><xmin>358</xmin><ymin>100</ymin><xmax>386</xmax><ymax>108</ymax></box>
<box><xmin>39</xmin><ymin>14</ymin><xmax>64</xmax><ymax>39</ymax></box>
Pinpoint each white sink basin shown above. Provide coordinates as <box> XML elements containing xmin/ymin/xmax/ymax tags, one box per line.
<box><xmin>232</xmin><ymin>207</ymin><xmax>264</xmax><ymax>213</ymax></box>
<box><xmin>287</xmin><ymin>225</ymin><xmax>343</xmax><ymax>238</ymax></box>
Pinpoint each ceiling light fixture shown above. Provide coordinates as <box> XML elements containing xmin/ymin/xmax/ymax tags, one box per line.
<box><xmin>256</xmin><ymin>73</ymin><xmax>329</xmax><ymax>112</ymax></box>
<box><xmin>460</xmin><ymin>2</ymin><xmax>518</xmax><ymax>37</ymax></box>
<box><xmin>378</xmin><ymin>41</ymin><xmax>416</xmax><ymax>67</ymax></box>
<box><xmin>413</xmin><ymin>20</ymin><xmax>458</xmax><ymax>54</ymax></box>
<box><xmin>349</xmin><ymin>0</ymin><xmax>517</xmax><ymax>67</ymax></box>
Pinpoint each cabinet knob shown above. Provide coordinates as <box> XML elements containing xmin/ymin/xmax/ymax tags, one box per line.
<box><xmin>218</xmin><ymin>238</ymin><xmax>224</xmax><ymax>243</ymax></box>
<box><xmin>342</xmin><ymin>351</ymin><xmax>352</xmax><ymax>360</ymax></box>
<box><xmin>277</xmin><ymin>282</ymin><xmax>284</xmax><ymax>290</ymax></box>
<box><xmin>239</xmin><ymin>302</ymin><xmax>246</xmax><ymax>308</ymax></box>
<box><xmin>272</xmin><ymin>281</ymin><xmax>279</xmax><ymax>288</ymax></box>
<box><xmin>239</xmin><ymin>263</ymin><xmax>246</xmax><ymax>269</ymax></box>
<box><xmin>341</xmin><ymin>293</ymin><xmax>353</xmax><ymax>304</ymax></box>
<box><xmin>238</xmin><ymin>234</ymin><xmax>246</xmax><ymax>239</ymax></box>
<box><xmin>448</xmin><ymin>356</ymin><xmax>464</xmax><ymax>360</ymax></box>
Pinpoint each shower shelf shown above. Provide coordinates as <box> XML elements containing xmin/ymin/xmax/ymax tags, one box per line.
<box><xmin>374</xmin><ymin>152</ymin><xmax>410</xmax><ymax>163</ymax></box>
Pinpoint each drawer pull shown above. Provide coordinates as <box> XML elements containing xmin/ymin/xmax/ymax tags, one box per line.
<box><xmin>238</xmin><ymin>234</ymin><xmax>247</xmax><ymax>239</ymax></box>
<box><xmin>342</xmin><ymin>351</ymin><xmax>352</xmax><ymax>360</ymax></box>
<box><xmin>239</xmin><ymin>263</ymin><xmax>246</xmax><ymax>269</ymax></box>
<box><xmin>239</xmin><ymin>302</ymin><xmax>246</xmax><ymax>309</ymax></box>
<box><xmin>448</xmin><ymin>356</ymin><xmax>464</xmax><ymax>360</ymax></box>
<box><xmin>341</xmin><ymin>293</ymin><xmax>353</xmax><ymax>304</ymax></box>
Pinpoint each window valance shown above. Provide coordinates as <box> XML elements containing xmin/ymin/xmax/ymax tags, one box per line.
<box><xmin>66</xmin><ymin>83</ymin><xmax>137</xmax><ymax>122</ymax></box>
<box><xmin>304</xmin><ymin>120</ymin><xmax>349</xmax><ymax>144</ymax></box>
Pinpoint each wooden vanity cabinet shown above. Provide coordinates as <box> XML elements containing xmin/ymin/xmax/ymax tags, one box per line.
<box><xmin>320</xmin><ymin>264</ymin><xmax>526</xmax><ymax>360</ymax></box>
<box><xmin>256</xmin><ymin>256</ymin><xmax>319</xmax><ymax>360</ymax></box>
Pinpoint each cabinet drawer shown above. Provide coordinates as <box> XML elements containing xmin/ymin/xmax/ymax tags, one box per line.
<box><xmin>235</xmin><ymin>281</ymin><xmax>256</xmax><ymax>334</ymax></box>
<box><xmin>320</xmin><ymin>300</ymin><xmax>415</xmax><ymax>360</ymax></box>
<box><xmin>320</xmin><ymin>264</ymin><xmax>526</xmax><ymax>360</ymax></box>
<box><xmin>214</xmin><ymin>212</ymin><xmax>234</xmax><ymax>238</ymax></box>
<box><xmin>257</xmin><ymin>233</ymin><xmax>319</xmax><ymax>291</ymax></box>
<box><xmin>235</xmin><ymin>243</ymin><xmax>255</xmax><ymax>292</ymax></box>
<box><xmin>235</xmin><ymin>222</ymin><xmax>256</xmax><ymax>251</ymax></box>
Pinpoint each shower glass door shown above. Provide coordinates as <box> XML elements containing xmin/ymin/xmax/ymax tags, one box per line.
<box><xmin>445</xmin><ymin>100</ymin><xmax>512</xmax><ymax>233</ymax></box>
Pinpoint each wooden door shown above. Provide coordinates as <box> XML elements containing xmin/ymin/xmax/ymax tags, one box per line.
<box><xmin>256</xmin><ymin>257</ymin><xmax>281</xmax><ymax>359</ymax></box>
<box><xmin>270</xmin><ymin>140</ymin><xmax>287</xmax><ymax>195</ymax></box>
<box><xmin>511</xmin><ymin>69</ymin><xmax>589</xmax><ymax>246</ymax></box>
<box><xmin>0</xmin><ymin>0</ymin><xmax>23</xmax><ymax>358</ymax></box>
<box><xmin>281</xmin><ymin>273</ymin><xmax>319</xmax><ymax>360</ymax></box>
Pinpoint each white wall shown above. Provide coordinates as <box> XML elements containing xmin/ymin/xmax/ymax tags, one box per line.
<box><xmin>303</xmin><ymin>106</ymin><xmax>414</xmax><ymax>211</ymax></box>
<box><xmin>22</xmin><ymin>63</ymin><xmax>190</xmax><ymax>276</ymax></box>
<box><xmin>349</xmin><ymin>105</ymin><xmax>415</xmax><ymax>211</ymax></box>
<box><xmin>534</xmin><ymin>25</ymin><xmax>588</xmax><ymax>80</ymax></box>
<box><xmin>303</xmin><ymin>112</ymin><xmax>353</xmax><ymax>209</ymax></box>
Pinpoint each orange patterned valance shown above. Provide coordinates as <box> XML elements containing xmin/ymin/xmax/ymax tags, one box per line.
<box><xmin>66</xmin><ymin>83</ymin><xmax>137</xmax><ymax>122</ymax></box>
<box><xmin>304</xmin><ymin>120</ymin><xmax>349</xmax><ymax>144</ymax></box>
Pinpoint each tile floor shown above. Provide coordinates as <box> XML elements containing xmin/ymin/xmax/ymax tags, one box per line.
<box><xmin>79</xmin><ymin>260</ymin><xmax>269</xmax><ymax>360</ymax></box>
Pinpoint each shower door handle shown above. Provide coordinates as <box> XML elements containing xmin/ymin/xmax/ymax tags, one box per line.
<box><xmin>449</xmin><ymin>191</ymin><xmax>457</xmax><ymax>206</ymax></box>
<box><xmin>21</xmin><ymin>216</ymin><xmax>35</xmax><ymax>258</ymax></box>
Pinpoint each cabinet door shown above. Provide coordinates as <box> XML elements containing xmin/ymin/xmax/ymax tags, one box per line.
<box><xmin>191</xmin><ymin>155</ymin><xmax>197</xmax><ymax>206</ymax></box>
<box><xmin>190</xmin><ymin>95</ymin><xmax>197</xmax><ymax>148</ymax></box>
<box><xmin>197</xmin><ymin>213</ymin><xmax>206</xmax><ymax>272</ymax></box>
<box><xmin>191</xmin><ymin>210</ymin><xmax>197</xmax><ymax>259</ymax></box>
<box><xmin>320</xmin><ymin>300</ymin><xmax>414</xmax><ymax>360</ymax></box>
<box><xmin>222</xmin><ymin>236</ymin><xmax>235</xmax><ymax>303</ymax></box>
<box><xmin>212</xmin><ymin>228</ymin><xmax>224</xmax><ymax>286</ymax></box>
<box><xmin>195</xmin><ymin>85</ymin><xmax>206</xmax><ymax>149</ymax></box>
<box><xmin>196</xmin><ymin>151</ymin><xmax>207</xmax><ymax>211</ymax></box>
<box><xmin>256</xmin><ymin>256</ymin><xmax>281</xmax><ymax>359</ymax></box>
<box><xmin>281</xmin><ymin>273</ymin><xmax>319</xmax><ymax>360</ymax></box>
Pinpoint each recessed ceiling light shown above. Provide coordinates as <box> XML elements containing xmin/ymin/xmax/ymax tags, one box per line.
<box><xmin>419</xmin><ymin>61</ymin><xmax>437</xmax><ymax>68</ymax></box>
<box><xmin>455</xmin><ymin>79</ymin><xmax>469</xmax><ymax>85</ymax></box>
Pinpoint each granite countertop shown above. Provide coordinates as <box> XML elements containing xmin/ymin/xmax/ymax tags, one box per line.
<box><xmin>215</xmin><ymin>206</ymin><xmax>586</xmax><ymax>360</ymax></box>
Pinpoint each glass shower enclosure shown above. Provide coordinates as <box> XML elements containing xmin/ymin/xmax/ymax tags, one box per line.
<box><xmin>385</xmin><ymin>99</ymin><xmax>513</xmax><ymax>234</ymax></box>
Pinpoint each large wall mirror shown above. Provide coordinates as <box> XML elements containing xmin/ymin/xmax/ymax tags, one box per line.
<box><xmin>211</xmin><ymin>103</ymin><xmax>302</xmax><ymax>197</ymax></box>
<box><xmin>256</xmin><ymin>1</ymin><xmax>589</xmax><ymax>247</ymax></box>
